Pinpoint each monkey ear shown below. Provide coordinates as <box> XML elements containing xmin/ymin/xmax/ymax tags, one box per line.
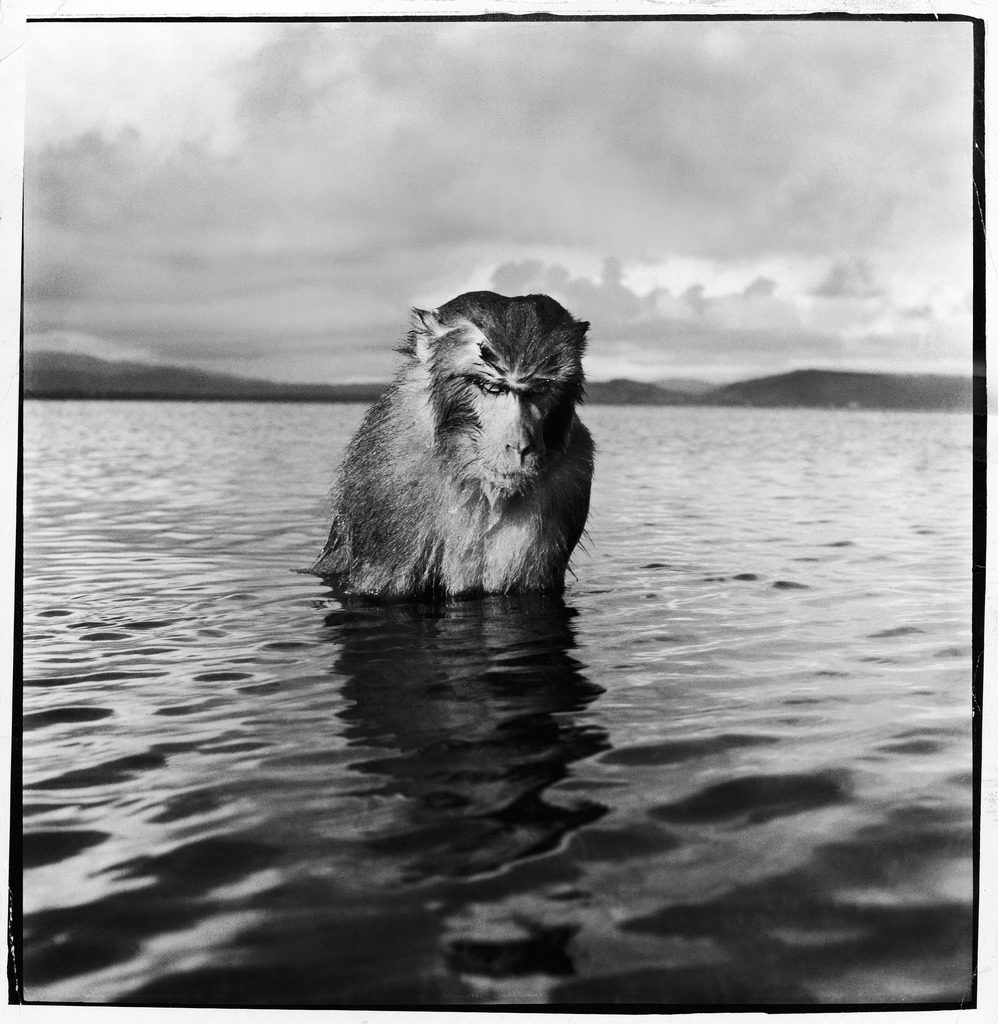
<box><xmin>410</xmin><ymin>308</ymin><xmax>449</xmax><ymax>362</ymax></box>
<box><xmin>410</xmin><ymin>309</ymin><xmax>490</xmax><ymax>362</ymax></box>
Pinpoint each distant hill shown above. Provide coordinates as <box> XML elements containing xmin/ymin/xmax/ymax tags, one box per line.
<box><xmin>654</xmin><ymin>377</ymin><xmax>716</xmax><ymax>394</ymax></box>
<box><xmin>22</xmin><ymin>350</ymin><xmax>973</xmax><ymax>411</ymax></box>
<box><xmin>710</xmin><ymin>368</ymin><xmax>973</xmax><ymax>411</ymax></box>
<box><xmin>22</xmin><ymin>351</ymin><xmax>384</xmax><ymax>403</ymax></box>
<box><xmin>585</xmin><ymin>378</ymin><xmax>695</xmax><ymax>405</ymax></box>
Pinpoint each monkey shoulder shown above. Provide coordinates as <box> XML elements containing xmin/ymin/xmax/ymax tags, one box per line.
<box><xmin>340</xmin><ymin>378</ymin><xmax>437</xmax><ymax>503</ymax></box>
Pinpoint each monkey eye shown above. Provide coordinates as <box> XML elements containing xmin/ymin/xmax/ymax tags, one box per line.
<box><xmin>518</xmin><ymin>379</ymin><xmax>553</xmax><ymax>400</ymax></box>
<box><xmin>474</xmin><ymin>378</ymin><xmax>507</xmax><ymax>395</ymax></box>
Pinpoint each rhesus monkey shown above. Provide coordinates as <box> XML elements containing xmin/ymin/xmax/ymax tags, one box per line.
<box><xmin>310</xmin><ymin>291</ymin><xmax>594</xmax><ymax>599</ymax></box>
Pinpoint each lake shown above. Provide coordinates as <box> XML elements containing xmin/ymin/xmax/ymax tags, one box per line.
<box><xmin>19</xmin><ymin>400</ymin><xmax>975</xmax><ymax>1007</ymax></box>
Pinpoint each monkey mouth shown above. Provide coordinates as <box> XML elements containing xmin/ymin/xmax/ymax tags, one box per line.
<box><xmin>483</xmin><ymin>467</ymin><xmax>537</xmax><ymax>496</ymax></box>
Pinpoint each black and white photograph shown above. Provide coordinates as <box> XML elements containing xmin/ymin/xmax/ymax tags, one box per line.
<box><xmin>6</xmin><ymin>1</ymin><xmax>988</xmax><ymax>1012</ymax></box>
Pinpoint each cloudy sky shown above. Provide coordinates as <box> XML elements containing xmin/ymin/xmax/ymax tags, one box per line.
<box><xmin>24</xmin><ymin>17</ymin><xmax>974</xmax><ymax>384</ymax></box>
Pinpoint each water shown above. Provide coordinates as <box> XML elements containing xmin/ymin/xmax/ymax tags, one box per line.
<box><xmin>20</xmin><ymin>400</ymin><xmax>975</xmax><ymax>1006</ymax></box>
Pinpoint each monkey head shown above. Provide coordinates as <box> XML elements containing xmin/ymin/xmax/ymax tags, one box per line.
<box><xmin>405</xmin><ymin>291</ymin><xmax>590</xmax><ymax>499</ymax></box>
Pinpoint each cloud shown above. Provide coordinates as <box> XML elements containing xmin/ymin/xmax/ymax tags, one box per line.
<box><xmin>743</xmin><ymin>277</ymin><xmax>777</xmax><ymax>299</ymax></box>
<box><xmin>31</xmin><ymin>21</ymin><xmax>973</xmax><ymax>257</ymax></box>
<box><xmin>485</xmin><ymin>253</ymin><xmax>972</xmax><ymax>380</ymax></box>
<box><xmin>22</xmin><ymin>20</ymin><xmax>974</xmax><ymax>382</ymax></box>
<box><xmin>26</xmin><ymin>22</ymin><xmax>271</xmax><ymax>158</ymax></box>
<box><xmin>486</xmin><ymin>257</ymin><xmax>842</xmax><ymax>379</ymax></box>
<box><xmin>810</xmin><ymin>258</ymin><xmax>884</xmax><ymax>298</ymax></box>
<box><xmin>491</xmin><ymin>257</ymin><xmax>805</xmax><ymax>332</ymax></box>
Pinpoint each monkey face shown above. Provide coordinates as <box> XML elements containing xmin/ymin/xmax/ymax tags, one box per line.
<box><xmin>466</xmin><ymin>386</ymin><xmax>550</xmax><ymax>493</ymax></box>
<box><xmin>407</xmin><ymin>292</ymin><xmax>589</xmax><ymax>498</ymax></box>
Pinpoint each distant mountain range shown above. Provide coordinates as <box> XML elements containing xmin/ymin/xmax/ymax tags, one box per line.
<box><xmin>22</xmin><ymin>350</ymin><xmax>973</xmax><ymax>411</ymax></box>
<box><xmin>708</xmin><ymin>369</ymin><xmax>973</xmax><ymax>411</ymax></box>
<box><xmin>22</xmin><ymin>351</ymin><xmax>386</xmax><ymax>403</ymax></box>
<box><xmin>654</xmin><ymin>377</ymin><xmax>717</xmax><ymax>394</ymax></box>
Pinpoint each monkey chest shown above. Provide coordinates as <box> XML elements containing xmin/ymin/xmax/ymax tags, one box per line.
<box><xmin>436</xmin><ymin>496</ymin><xmax>560</xmax><ymax>593</ymax></box>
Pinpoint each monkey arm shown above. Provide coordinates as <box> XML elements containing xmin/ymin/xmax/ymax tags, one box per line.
<box><xmin>543</xmin><ymin>417</ymin><xmax>595</xmax><ymax>572</ymax></box>
<box><xmin>309</xmin><ymin>378</ymin><xmax>441</xmax><ymax>588</ymax></box>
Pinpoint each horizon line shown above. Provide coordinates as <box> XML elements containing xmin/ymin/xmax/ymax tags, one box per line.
<box><xmin>23</xmin><ymin>349</ymin><xmax>976</xmax><ymax>390</ymax></box>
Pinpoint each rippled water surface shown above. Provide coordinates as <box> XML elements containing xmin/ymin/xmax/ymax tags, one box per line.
<box><xmin>21</xmin><ymin>400</ymin><xmax>974</xmax><ymax>1006</ymax></box>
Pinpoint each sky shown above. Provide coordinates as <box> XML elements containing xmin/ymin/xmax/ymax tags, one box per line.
<box><xmin>23</xmin><ymin>17</ymin><xmax>975</xmax><ymax>384</ymax></box>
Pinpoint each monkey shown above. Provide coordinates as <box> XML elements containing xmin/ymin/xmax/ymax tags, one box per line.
<box><xmin>309</xmin><ymin>291</ymin><xmax>594</xmax><ymax>600</ymax></box>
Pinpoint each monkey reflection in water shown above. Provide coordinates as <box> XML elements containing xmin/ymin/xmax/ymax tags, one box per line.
<box><xmin>310</xmin><ymin>291</ymin><xmax>593</xmax><ymax>599</ymax></box>
<box><xmin>326</xmin><ymin>595</ymin><xmax>609</xmax><ymax>881</ymax></box>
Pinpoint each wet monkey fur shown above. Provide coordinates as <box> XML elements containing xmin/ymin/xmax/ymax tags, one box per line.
<box><xmin>310</xmin><ymin>291</ymin><xmax>594</xmax><ymax>599</ymax></box>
